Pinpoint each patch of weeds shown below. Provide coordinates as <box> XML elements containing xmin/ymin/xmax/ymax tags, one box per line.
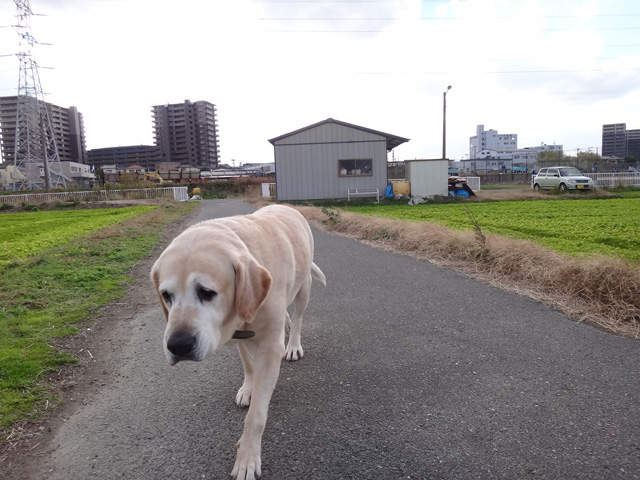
<box><xmin>321</xmin><ymin>207</ymin><xmax>341</xmax><ymax>227</ymax></box>
<box><xmin>366</xmin><ymin>227</ymin><xmax>399</xmax><ymax>241</ymax></box>
<box><xmin>464</xmin><ymin>207</ymin><xmax>489</xmax><ymax>260</ymax></box>
<box><xmin>23</xmin><ymin>204</ymin><xmax>40</xmax><ymax>212</ymax></box>
<box><xmin>0</xmin><ymin>203</ymin><xmax>14</xmax><ymax>211</ymax></box>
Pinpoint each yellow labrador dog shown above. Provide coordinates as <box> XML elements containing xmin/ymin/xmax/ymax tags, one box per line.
<box><xmin>151</xmin><ymin>204</ymin><xmax>325</xmax><ymax>479</ymax></box>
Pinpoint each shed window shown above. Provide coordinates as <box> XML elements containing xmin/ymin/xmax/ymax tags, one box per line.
<box><xmin>338</xmin><ymin>159</ymin><xmax>372</xmax><ymax>176</ymax></box>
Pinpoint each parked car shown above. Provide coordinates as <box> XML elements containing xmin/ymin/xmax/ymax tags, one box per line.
<box><xmin>532</xmin><ymin>167</ymin><xmax>594</xmax><ymax>191</ymax></box>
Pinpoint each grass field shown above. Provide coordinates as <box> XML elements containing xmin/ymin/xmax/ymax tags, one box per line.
<box><xmin>0</xmin><ymin>207</ymin><xmax>157</xmax><ymax>266</ymax></box>
<box><xmin>0</xmin><ymin>203</ymin><xmax>195</xmax><ymax>429</ymax></box>
<box><xmin>341</xmin><ymin>197</ymin><xmax>640</xmax><ymax>262</ymax></box>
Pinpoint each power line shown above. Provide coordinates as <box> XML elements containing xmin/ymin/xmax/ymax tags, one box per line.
<box><xmin>252</xmin><ymin>0</ymin><xmax>591</xmax><ymax>2</ymax></box>
<box><xmin>267</xmin><ymin>28</ymin><xmax>640</xmax><ymax>32</ymax></box>
<box><xmin>355</xmin><ymin>68</ymin><xmax>640</xmax><ymax>75</ymax></box>
<box><xmin>260</xmin><ymin>14</ymin><xmax>640</xmax><ymax>20</ymax></box>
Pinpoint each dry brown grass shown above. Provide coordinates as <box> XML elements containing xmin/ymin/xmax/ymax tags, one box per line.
<box><xmin>296</xmin><ymin>206</ymin><xmax>640</xmax><ymax>339</ymax></box>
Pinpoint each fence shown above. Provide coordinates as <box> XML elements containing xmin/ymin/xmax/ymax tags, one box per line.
<box><xmin>0</xmin><ymin>186</ymin><xmax>189</xmax><ymax>205</ymax></box>
<box><xmin>584</xmin><ymin>172</ymin><xmax>640</xmax><ymax>188</ymax></box>
<box><xmin>462</xmin><ymin>177</ymin><xmax>481</xmax><ymax>191</ymax></box>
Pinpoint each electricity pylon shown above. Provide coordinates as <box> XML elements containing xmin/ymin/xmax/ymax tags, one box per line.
<box><xmin>12</xmin><ymin>0</ymin><xmax>66</xmax><ymax>190</ymax></box>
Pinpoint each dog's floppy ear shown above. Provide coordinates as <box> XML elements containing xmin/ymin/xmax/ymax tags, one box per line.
<box><xmin>234</xmin><ymin>256</ymin><xmax>272</xmax><ymax>323</ymax></box>
<box><xmin>151</xmin><ymin>261</ymin><xmax>169</xmax><ymax>321</ymax></box>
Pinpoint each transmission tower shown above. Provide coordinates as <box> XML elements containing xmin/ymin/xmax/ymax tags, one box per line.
<box><xmin>12</xmin><ymin>0</ymin><xmax>66</xmax><ymax>190</ymax></box>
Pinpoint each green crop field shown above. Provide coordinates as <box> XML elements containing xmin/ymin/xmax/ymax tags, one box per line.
<box><xmin>0</xmin><ymin>207</ymin><xmax>156</xmax><ymax>266</ymax></box>
<box><xmin>342</xmin><ymin>198</ymin><xmax>640</xmax><ymax>262</ymax></box>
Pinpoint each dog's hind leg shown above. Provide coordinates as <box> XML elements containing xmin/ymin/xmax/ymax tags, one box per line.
<box><xmin>284</xmin><ymin>274</ymin><xmax>311</xmax><ymax>361</ymax></box>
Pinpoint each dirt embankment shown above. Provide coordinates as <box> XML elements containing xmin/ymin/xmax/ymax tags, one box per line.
<box><xmin>294</xmin><ymin>199</ymin><xmax>639</xmax><ymax>339</ymax></box>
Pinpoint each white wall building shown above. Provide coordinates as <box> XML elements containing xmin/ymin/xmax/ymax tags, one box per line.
<box><xmin>0</xmin><ymin>161</ymin><xmax>94</xmax><ymax>190</ymax></box>
<box><xmin>469</xmin><ymin>125</ymin><xmax>518</xmax><ymax>158</ymax></box>
<box><xmin>467</xmin><ymin>124</ymin><xmax>563</xmax><ymax>172</ymax></box>
<box><xmin>453</xmin><ymin>144</ymin><xmax>563</xmax><ymax>174</ymax></box>
<box><xmin>59</xmin><ymin>161</ymin><xmax>95</xmax><ymax>188</ymax></box>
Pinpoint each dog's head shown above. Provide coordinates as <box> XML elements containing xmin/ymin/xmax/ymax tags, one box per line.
<box><xmin>150</xmin><ymin>227</ymin><xmax>272</xmax><ymax>365</ymax></box>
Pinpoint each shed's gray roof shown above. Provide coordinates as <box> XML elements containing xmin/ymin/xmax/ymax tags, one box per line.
<box><xmin>268</xmin><ymin>118</ymin><xmax>409</xmax><ymax>151</ymax></box>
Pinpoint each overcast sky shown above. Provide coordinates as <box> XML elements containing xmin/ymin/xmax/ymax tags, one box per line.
<box><xmin>1</xmin><ymin>0</ymin><xmax>639</xmax><ymax>164</ymax></box>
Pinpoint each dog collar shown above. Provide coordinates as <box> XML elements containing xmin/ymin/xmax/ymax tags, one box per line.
<box><xmin>232</xmin><ymin>330</ymin><xmax>255</xmax><ymax>339</ymax></box>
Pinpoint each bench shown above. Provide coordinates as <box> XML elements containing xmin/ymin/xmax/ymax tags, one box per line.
<box><xmin>347</xmin><ymin>187</ymin><xmax>379</xmax><ymax>203</ymax></box>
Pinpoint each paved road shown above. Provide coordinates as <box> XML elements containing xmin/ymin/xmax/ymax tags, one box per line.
<box><xmin>27</xmin><ymin>200</ymin><xmax>640</xmax><ymax>479</ymax></box>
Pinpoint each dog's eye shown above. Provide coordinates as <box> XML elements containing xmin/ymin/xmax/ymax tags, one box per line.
<box><xmin>161</xmin><ymin>291</ymin><xmax>173</xmax><ymax>304</ymax></box>
<box><xmin>197</xmin><ymin>286</ymin><xmax>217</xmax><ymax>302</ymax></box>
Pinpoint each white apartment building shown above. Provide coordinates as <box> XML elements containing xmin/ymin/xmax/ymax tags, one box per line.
<box><xmin>474</xmin><ymin>143</ymin><xmax>562</xmax><ymax>160</ymax></box>
<box><xmin>469</xmin><ymin>125</ymin><xmax>518</xmax><ymax>158</ymax></box>
<box><xmin>466</xmin><ymin>124</ymin><xmax>562</xmax><ymax>172</ymax></box>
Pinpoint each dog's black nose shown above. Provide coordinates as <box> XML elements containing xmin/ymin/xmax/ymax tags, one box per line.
<box><xmin>167</xmin><ymin>332</ymin><xmax>196</xmax><ymax>357</ymax></box>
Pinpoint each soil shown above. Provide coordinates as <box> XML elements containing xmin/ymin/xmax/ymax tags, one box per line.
<box><xmin>0</xmin><ymin>203</ymin><xmax>200</xmax><ymax>479</ymax></box>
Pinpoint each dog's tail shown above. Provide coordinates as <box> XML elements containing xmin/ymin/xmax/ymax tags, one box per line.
<box><xmin>311</xmin><ymin>262</ymin><xmax>326</xmax><ymax>286</ymax></box>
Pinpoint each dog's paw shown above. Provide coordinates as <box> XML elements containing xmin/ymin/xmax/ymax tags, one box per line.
<box><xmin>232</xmin><ymin>440</ymin><xmax>262</xmax><ymax>479</ymax></box>
<box><xmin>235</xmin><ymin>385</ymin><xmax>252</xmax><ymax>407</ymax></box>
<box><xmin>284</xmin><ymin>344</ymin><xmax>304</xmax><ymax>362</ymax></box>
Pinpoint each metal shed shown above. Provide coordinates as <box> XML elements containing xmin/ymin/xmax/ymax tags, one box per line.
<box><xmin>406</xmin><ymin>158</ymin><xmax>449</xmax><ymax>197</ymax></box>
<box><xmin>268</xmin><ymin>118</ymin><xmax>409</xmax><ymax>201</ymax></box>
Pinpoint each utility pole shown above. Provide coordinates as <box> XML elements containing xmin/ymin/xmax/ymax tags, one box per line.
<box><xmin>12</xmin><ymin>0</ymin><xmax>66</xmax><ymax>190</ymax></box>
<box><xmin>442</xmin><ymin>85</ymin><xmax>452</xmax><ymax>160</ymax></box>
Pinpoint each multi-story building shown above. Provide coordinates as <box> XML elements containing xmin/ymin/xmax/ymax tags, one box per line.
<box><xmin>468</xmin><ymin>124</ymin><xmax>562</xmax><ymax>169</ymax></box>
<box><xmin>469</xmin><ymin>124</ymin><xmax>518</xmax><ymax>158</ymax></box>
<box><xmin>152</xmin><ymin>100</ymin><xmax>220</xmax><ymax>168</ymax></box>
<box><xmin>603</xmin><ymin>123</ymin><xmax>640</xmax><ymax>161</ymax></box>
<box><xmin>602</xmin><ymin>123</ymin><xmax>628</xmax><ymax>158</ymax></box>
<box><xmin>87</xmin><ymin>145</ymin><xmax>160</xmax><ymax>171</ymax></box>
<box><xmin>627</xmin><ymin>129</ymin><xmax>640</xmax><ymax>161</ymax></box>
<box><xmin>0</xmin><ymin>95</ymin><xmax>87</xmax><ymax>165</ymax></box>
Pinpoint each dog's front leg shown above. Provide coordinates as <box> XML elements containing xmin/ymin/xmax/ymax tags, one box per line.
<box><xmin>236</xmin><ymin>342</ymin><xmax>256</xmax><ymax>407</ymax></box>
<box><xmin>231</xmin><ymin>343</ymin><xmax>283</xmax><ymax>480</ymax></box>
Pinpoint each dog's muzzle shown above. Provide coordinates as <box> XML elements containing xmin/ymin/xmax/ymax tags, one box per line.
<box><xmin>166</xmin><ymin>331</ymin><xmax>198</xmax><ymax>362</ymax></box>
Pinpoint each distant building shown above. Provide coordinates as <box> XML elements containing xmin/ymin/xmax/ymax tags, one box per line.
<box><xmin>469</xmin><ymin>124</ymin><xmax>518</xmax><ymax>158</ymax></box>
<box><xmin>628</xmin><ymin>129</ymin><xmax>640</xmax><ymax>161</ymax></box>
<box><xmin>0</xmin><ymin>163</ymin><xmax>25</xmax><ymax>189</ymax></box>
<box><xmin>602</xmin><ymin>123</ymin><xmax>628</xmax><ymax>158</ymax></box>
<box><xmin>87</xmin><ymin>145</ymin><xmax>160</xmax><ymax>171</ymax></box>
<box><xmin>269</xmin><ymin>118</ymin><xmax>408</xmax><ymax>201</ymax></box>
<box><xmin>152</xmin><ymin>100</ymin><xmax>220</xmax><ymax>168</ymax></box>
<box><xmin>456</xmin><ymin>145</ymin><xmax>562</xmax><ymax>173</ymax></box>
<box><xmin>0</xmin><ymin>95</ymin><xmax>87</xmax><ymax>165</ymax></box>
<box><xmin>0</xmin><ymin>160</ymin><xmax>94</xmax><ymax>190</ymax></box>
<box><xmin>468</xmin><ymin>124</ymin><xmax>562</xmax><ymax>171</ymax></box>
<box><xmin>239</xmin><ymin>163</ymin><xmax>275</xmax><ymax>174</ymax></box>
<box><xmin>59</xmin><ymin>161</ymin><xmax>95</xmax><ymax>188</ymax></box>
<box><xmin>603</xmin><ymin>123</ymin><xmax>640</xmax><ymax>161</ymax></box>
